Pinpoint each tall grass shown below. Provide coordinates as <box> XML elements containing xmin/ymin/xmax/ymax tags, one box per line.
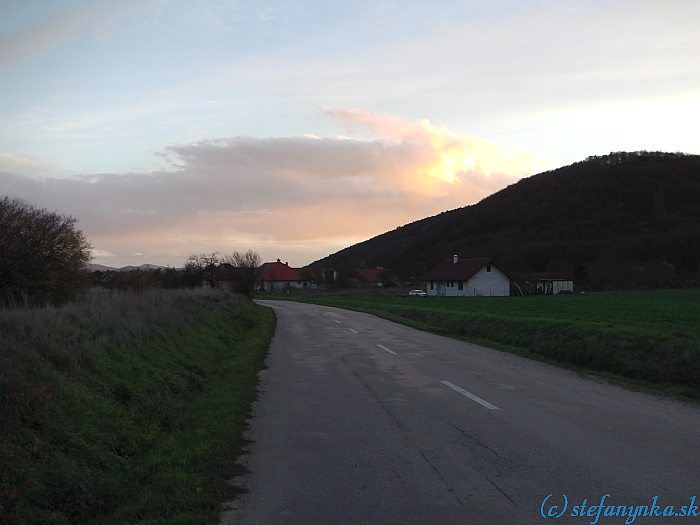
<box><xmin>0</xmin><ymin>288</ymin><xmax>274</xmax><ymax>524</ymax></box>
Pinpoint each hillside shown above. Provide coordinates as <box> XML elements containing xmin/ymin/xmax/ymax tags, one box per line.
<box><xmin>85</xmin><ymin>263</ymin><xmax>167</xmax><ymax>272</ymax></box>
<box><xmin>314</xmin><ymin>152</ymin><xmax>700</xmax><ymax>289</ymax></box>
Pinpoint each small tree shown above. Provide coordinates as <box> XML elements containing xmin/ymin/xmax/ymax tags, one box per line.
<box><xmin>224</xmin><ymin>250</ymin><xmax>261</xmax><ymax>298</ymax></box>
<box><xmin>0</xmin><ymin>197</ymin><xmax>92</xmax><ymax>305</ymax></box>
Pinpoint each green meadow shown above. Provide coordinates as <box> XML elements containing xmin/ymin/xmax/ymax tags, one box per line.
<box><xmin>0</xmin><ymin>289</ymin><xmax>274</xmax><ymax>525</ymax></box>
<box><xmin>288</xmin><ymin>289</ymin><xmax>700</xmax><ymax>399</ymax></box>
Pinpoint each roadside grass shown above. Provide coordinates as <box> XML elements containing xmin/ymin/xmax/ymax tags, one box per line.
<box><xmin>272</xmin><ymin>289</ymin><xmax>700</xmax><ymax>399</ymax></box>
<box><xmin>1</xmin><ymin>288</ymin><xmax>274</xmax><ymax>525</ymax></box>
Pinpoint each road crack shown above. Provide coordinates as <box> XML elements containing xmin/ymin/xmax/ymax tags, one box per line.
<box><xmin>448</xmin><ymin>422</ymin><xmax>503</xmax><ymax>459</ymax></box>
<box><xmin>484</xmin><ymin>475</ymin><xmax>515</xmax><ymax>504</ymax></box>
<box><xmin>339</xmin><ymin>355</ymin><xmax>405</xmax><ymax>431</ymax></box>
<box><xmin>419</xmin><ymin>450</ymin><xmax>467</xmax><ymax>508</ymax></box>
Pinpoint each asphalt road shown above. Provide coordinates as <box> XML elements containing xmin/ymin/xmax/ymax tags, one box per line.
<box><xmin>229</xmin><ymin>300</ymin><xmax>700</xmax><ymax>525</ymax></box>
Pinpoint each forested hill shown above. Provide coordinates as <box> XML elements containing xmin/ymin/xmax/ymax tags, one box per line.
<box><xmin>314</xmin><ymin>152</ymin><xmax>700</xmax><ymax>289</ymax></box>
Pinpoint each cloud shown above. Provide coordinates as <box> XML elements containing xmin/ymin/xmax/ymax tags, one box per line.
<box><xmin>1</xmin><ymin>110</ymin><xmax>539</xmax><ymax>266</ymax></box>
<box><xmin>0</xmin><ymin>1</ymin><xmax>162</xmax><ymax>69</ymax></box>
<box><xmin>325</xmin><ymin>108</ymin><xmax>544</xmax><ymax>182</ymax></box>
<box><xmin>0</xmin><ymin>154</ymin><xmax>60</xmax><ymax>178</ymax></box>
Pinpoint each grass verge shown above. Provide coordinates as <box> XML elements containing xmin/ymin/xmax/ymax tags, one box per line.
<box><xmin>1</xmin><ymin>288</ymin><xmax>274</xmax><ymax>524</ymax></box>
<box><xmin>272</xmin><ymin>290</ymin><xmax>700</xmax><ymax>400</ymax></box>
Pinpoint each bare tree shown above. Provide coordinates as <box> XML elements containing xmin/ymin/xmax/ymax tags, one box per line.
<box><xmin>224</xmin><ymin>250</ymin><xmax>261</xmax><ymax>298</ymax></box>
<box><xmin>184</xmin><ymin>252</ymin><xmax>221</xmax><ymax>288</ymax></box>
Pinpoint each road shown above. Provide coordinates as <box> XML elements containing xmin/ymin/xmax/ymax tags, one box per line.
<box><xmin>228</xmin><ymin>300</ymin><xmax>700</xmax><ymax>525</ymax></box>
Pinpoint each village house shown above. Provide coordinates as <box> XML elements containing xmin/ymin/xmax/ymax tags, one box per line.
<box><xmin>255</xmin><ymin>259</ymin><xmax>317</xmax><ymax>293</ymax></box>
<box><xmin>352</xmin><ymin>266</ymin><xmax>400</xmax><ymax>288</ymax></box>
<box><xmin>423</xmin><ymin>256</ymin><xmax>511</xmax><ymax>297</ymax></box>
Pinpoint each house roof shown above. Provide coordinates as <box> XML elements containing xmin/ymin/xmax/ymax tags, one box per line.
<box><xmin>298</xmin><ymin>266</ymin><xmax>317</xmax><ymax>281</ymax></box>
<box><xmin>423</xmin><ymin>257</ymin><xmax>511</xmax><ymax>281</ymax></box>
<box><xmin>255</xmin><ymin>260</ymin><xmax>315</xmax><ymax>282</ymax></box>
<box><xmin>256</xmin><ymin>261</ymin><xmax>301</xmax><ymax>281</ymax></box>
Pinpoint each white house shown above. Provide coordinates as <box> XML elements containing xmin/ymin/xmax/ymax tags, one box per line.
<box><xmin>423</xmin><ymin>256</ymin><xmax>511</xmax><ymax>297</ymax></box>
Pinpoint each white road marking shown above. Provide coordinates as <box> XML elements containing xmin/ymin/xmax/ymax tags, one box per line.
<box><xmin>334</xmin><ymin>320</ymin><xmax>342</xmax><ymax>324</ymax></box>
<box><xmin>349</xmin><ymin>328</ymin><xmax>359</xmax><ymax>334</ymax></box>
<box><xmin>376</xmin><ymin>344</ymin><xmax>397</xmax><ymax>355</ymax></box>
<box><xmin>441</xmin><ymin>380</ymin><xmax>501</xmax><ymax>410</ymax></box>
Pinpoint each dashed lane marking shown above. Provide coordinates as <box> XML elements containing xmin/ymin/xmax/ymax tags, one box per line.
<box><xmin>376</xmin><ymin>344</ymin><xmax>397</xmax><ymax>355</ymax></box>
<box><xmin>441</xmin><ymin>380</ymin><xmax>501</xmax><ymax>410</ymax></box>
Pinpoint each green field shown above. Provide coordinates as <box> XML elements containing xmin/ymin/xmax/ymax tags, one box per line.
<box><xmin>285</xmin><ymin>289</ymin><xmax>700</xmax><ymax>399</ymax></box>
<box><xmin>1</xmin><ymin>289</ymin><xmax>274</xmax><ymax>525</ymax></box>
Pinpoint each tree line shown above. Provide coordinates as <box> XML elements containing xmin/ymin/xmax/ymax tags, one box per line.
<box><xmin>1</xmin><ymin>196</ymin><xmax>262</xmax><ymax>306</ymax></box>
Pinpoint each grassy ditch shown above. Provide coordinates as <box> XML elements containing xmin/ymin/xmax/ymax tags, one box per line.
<box><xmin>282</xmin><ymin>289</ymin><xmax>700</xmax><ymax>399</ymax></box>
<box><xmin>0</xmin><ymin>288</ymin><xmax>274</xmax><ymax>525</ymax></box>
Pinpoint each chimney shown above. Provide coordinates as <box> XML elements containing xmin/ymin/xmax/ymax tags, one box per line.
<box><xmin>276</xmin><ymin>258</ymin><xmax>280</xmax><ymax>263</ymax></box>
<box><xmin>453</xmin><ymin>254</ymin><xmax>459</xmax><ymax>264</ymax></box>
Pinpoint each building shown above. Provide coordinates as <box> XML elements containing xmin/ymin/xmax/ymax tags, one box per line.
<box><xmin>353</xmin><ymin>266</ymin><xmax>400</xmax><ymax>288</ymax></box>
<box><xmin>423</xmin><ymin>256</ymin><xmax>510</xmax><ymax>297</ymax></box>
<box><xmin>255</xmin><ymin>259</ymin><xmax>317</xmax><ymax>293</ymax></box>
<box><xmin>513</xmin><ymin>273</ymin><xmax>574</xmax><ymax>295</ymax></box>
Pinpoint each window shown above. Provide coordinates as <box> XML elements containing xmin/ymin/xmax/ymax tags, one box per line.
<box><xmin>458</xmin><ymin>281</ymin><xmax>463</xmax><ymax>291</ymax></box>
<box><xmin>430</xmin><ymin>281</ymin><xmax>434</xmax><ymax>290</ymax></box>
<box><xmin>487</xmin><ymin>264</ymin><xmax>492</xmax><ymax>272</ymax></box>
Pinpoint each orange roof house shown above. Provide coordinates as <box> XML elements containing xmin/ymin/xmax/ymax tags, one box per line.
<box><xmin>255</xmin><ymin>259</ymin><xmax>317</xmax><ymax>293</ymax></box>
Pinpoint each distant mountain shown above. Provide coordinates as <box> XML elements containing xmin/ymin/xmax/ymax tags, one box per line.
<box><xmin>85</xmin><ymin>263</ymin><xmax>167</xmax><ymax>272</ymax></box>
<box><xmin>117</xmin><ymin>264</ymin><xmax>167</xmax><ymax>272</ymax></box>
<box><xmin>85</xmin><ymin>263</ymin><xmax>116</xmax><ymax>272</ymax></box>
<box><xmin>314</xmin><ymin>152</ymin><xmax>700</xmax><ymax>289</ymax></box>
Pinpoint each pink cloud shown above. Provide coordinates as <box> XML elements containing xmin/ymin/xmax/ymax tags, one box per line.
<box><xmin>2</xmin><ymin>110</ymin><xmax>541</xmax><ymax>266</ymax></box>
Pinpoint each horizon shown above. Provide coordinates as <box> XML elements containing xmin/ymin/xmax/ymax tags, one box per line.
<box><xmin>2</xmin><ymin>1</ymin><xmax>699</xmax><ymax>267</ymax></box>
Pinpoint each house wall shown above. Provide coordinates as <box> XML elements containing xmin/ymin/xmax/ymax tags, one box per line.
<box><xmin>258</xmin><ymin>280</ymin><xmax>317</xmax><ymax>292</ymax></box>
<box><xmin>551</xmin><ymin>280</ymin><xmax>574</xmax><ymax>294</ymax></box>
<box><xmin>468</xmin><ymin>266</ymin><xmax>510</xmax><ymax>296</ymax></box>
<box><xmin>427</xmin><ymin>280</ymin><xmax>445</xmax><ymax>296</ymax></box>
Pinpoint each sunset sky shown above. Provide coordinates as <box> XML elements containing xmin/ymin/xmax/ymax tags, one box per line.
<box><xmin>2</xmin><ymin>0</ymin><xmax>699</xmax><ymax>267</ymax></box>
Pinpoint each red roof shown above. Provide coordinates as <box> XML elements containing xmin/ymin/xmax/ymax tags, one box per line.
<box><xmin>255</xmin><ymin>261</ymin><xmax>315</xmax><ymax>282</ymax></box>
<box><xmin>423</xmin><ymin>257</ymin><xmax>511</xmax><ymax>281</ymax></box>
<box><xmin>256</xmin><ymin>261</ymin><xmax>301</xmax><ymax>281</ymax></box>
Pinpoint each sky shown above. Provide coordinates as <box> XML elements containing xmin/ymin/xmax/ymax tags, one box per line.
<box><xmin>1</xmin><ymin>0</ymin><xmax>699</xmax><ymax>268</ymax></box>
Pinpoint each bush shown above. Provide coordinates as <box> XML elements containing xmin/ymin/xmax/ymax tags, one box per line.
<box><xmin>0</xmin><ymin>197</ymin><xmax>91</xmax><ymax>306</ymax></box>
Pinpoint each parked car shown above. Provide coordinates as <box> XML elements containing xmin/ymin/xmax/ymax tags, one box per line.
<box><xmin>408</xmin><ymin>289</ymin><xmax>427</xmax><ymax>296</ymax></box>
